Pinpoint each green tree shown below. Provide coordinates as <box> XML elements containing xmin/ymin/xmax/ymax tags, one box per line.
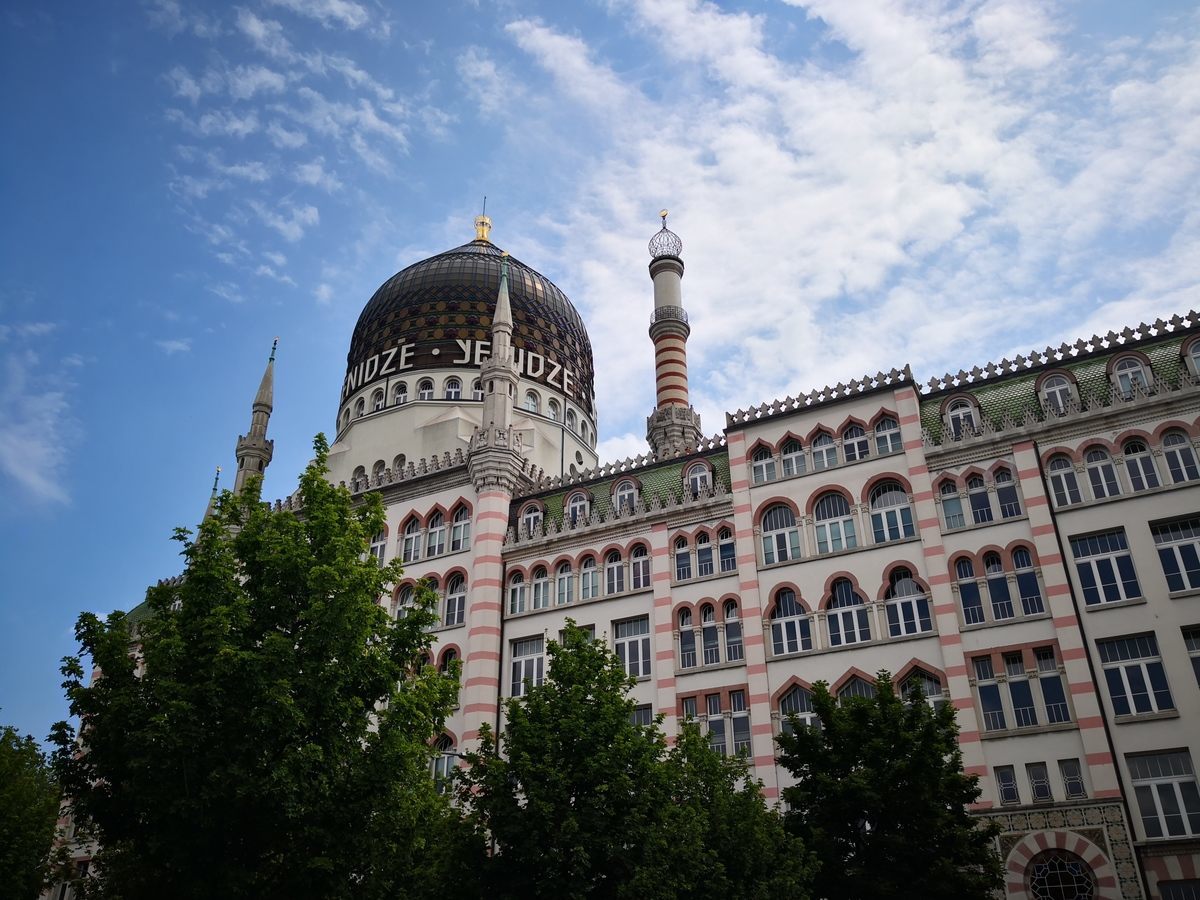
<box><xmin>0</xmin><ymin>721</ymin><xmax>62</xmax><ymax>900</ymax></box>
<box><xmin>51</xmin><ymin>435</ymin><xmax>473</xmax><ymax>900</ymax></box>
<box><xmin>457</xmin><ymin>623</ymin><xmax>810</xmax><ymax>900</ymax></box>
<box><xmin>777</xmin><ymin>672</ymin><xmax>1002</xmax><ymax>900</ymax></box>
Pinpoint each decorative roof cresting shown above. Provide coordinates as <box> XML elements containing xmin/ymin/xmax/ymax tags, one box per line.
<box><xmin>648</xmin><ymin>209</ymin><xmax>682</xmax><ymax>259</ymax></box>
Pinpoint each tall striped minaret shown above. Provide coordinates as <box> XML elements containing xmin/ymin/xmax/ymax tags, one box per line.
<box><xmin>646</xmin><ymin>211</ymin><xmax>702</xmax><ymax>454</ymax></box>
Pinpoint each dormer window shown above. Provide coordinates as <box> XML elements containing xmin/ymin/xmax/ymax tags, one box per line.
<box><xmin>566</xmin><ymin>492</ymin><xmax>589</xmax><ymax>526</ymax></box>
<box><xmin>1041</xmin><ymin>375</ymin><xmax>1072</xmax><ymax>415</ymax></box>
<box><xmin>521</xmin><ymin>504</ymin><xmax>543</xmax><ymax>536</ymax></box>
<box><xmin>1113</xmin><ymin>357</ymin><xmax>1149</xmax><ymax>399</ymax></box>
<box><xmin>947</xmin><ymin>398</ymin><xmax>976</xmax><ymax>439</ymax></box>
<box><xmin>614</xmin><ymin>480</ymin><xmax>637</xmax><ymax>515</ymax></box>
<box><xmin>686</xmin><ymin>463</ymin><xmax>711</xmax><ymax>497</ymax></box>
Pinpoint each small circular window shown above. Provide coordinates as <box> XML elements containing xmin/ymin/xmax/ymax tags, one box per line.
<box><xmin>1026</xmin><ymin>850</ymin><xmax>1096</xmax><ymax>900</ymax></box>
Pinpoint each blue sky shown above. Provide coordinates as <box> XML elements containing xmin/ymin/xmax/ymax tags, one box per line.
<box><xmin>1</xmin><ymin>0</ymin><xmax>1197</xmax><ymax>743</ymax></box>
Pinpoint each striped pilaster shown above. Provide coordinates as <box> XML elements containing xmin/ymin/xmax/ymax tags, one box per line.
<box><xmin>461</xmin><ymin>489</ymin><xmax>509</xmax><ymax>748</ymax></box>
<box><xmin>649</xmin><ymin>522</ymin><xmax>679</xmax><ymax>740</ymax></box>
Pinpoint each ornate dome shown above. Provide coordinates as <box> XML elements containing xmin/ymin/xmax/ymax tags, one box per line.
<box><xmin>344</xmin><ymin>237</ymin><xmax>595</xmax><ymax>415</ymax></box>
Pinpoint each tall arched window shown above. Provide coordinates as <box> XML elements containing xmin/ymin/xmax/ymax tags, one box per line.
<box><xmin>812</xmin><ymin>432</ymin><xmax>837</xmax><ymax>470</ymax></box>
<box><xmin>1085</xmin><ymin>448</ymin><xmax>1120</xmax><ymax>498</ymax></box>
<box><xmin>843</xmin><ymin>424</ymin><xmax>869</xmax><ymax>461</ymax></box>
<box><xmin>417</xmin><ymin>379</ymin><xmax>434</xmax><ymax>401</ymax></box>
<box><xmin>814</xmin><ymin>493</ymin><xmax>857</xmax><ymax>554</ymax></box>
<box><xmin>581</xmin><ymin>421</ymin><xmax>591</xmax><ymax>445</ymax></box>
<box><xmin>401</xmin><ymin>518</ymin><xmax>421</xmax><ymax>563</ymax></box>
<box><xmin>827</xmin><ymin>579</ymin><xmax>870</xmax><ymax>646</ymax></box>
<box><xmin>605</xmin><ymin>550</ymin><xmax>625</xmax><ymax>595</ymax></box>
<box><xmin>940</xmin><ymin>480</ymin><xmax>965</xmax><ymax>529</ymax></box>
<box><xmin>1041</xmin><ymin>375</ymin><xmax>1072</xmax><ymax>415</ymax></box>
<box><xmin>1113</xmin><ymin>357</ymin><xmax>1149</xmax><ymax>398</ymax></box>
<box><xmin>444</xmin><ymin>574</ymin><xmax>466</xmax><ymax>627</ymax></box>
<box><xmin>580</xmin><ymin>556</ymin><xmax>599</xmax><ymax>600</ymax></box>
<box><xmin>751</xmin><ymin>446</ymin><xmax>776</xmax><ymax>484</ymax></box>
<box><xmin>556</xmin><ymin>562</ymin><xmax>574</xmax><ymax>605</ymax></box>
<box><xmin>1012</xmin><ymin>547</ymin><xmax>1044</xmax><ymax>616</ymax></box>
<box><xmin>869</xmin><ymin>481</ymin><xmax>914</xmax><ymax>543</ymax></box>
<box><xmin>471</xmin><ymin>379</ymin><xmax>483</xmax><ymax>401</ymax></box>
<box><xmin>838</xmin><ymin>677</ymin><xmax>876</xmax><ymax>702</ymax></box>
<box><xmin>614</xmin><ymin>480</ymin><xmax>637</xmax><ymax>515</ymax></box>
<box><xmin>341</xmin><ymin>409</ymin><xmax>350</xmax><ymax>430</ymax></box>
<box><xmin>354</xmin><ymin>398</ymin><xmax>366</xmax><ymax>418</ymax></box>
<box><xmin>548</xmin><ymin>399</ymin><xmax>560</xmax><ymax>421</ymax></box>
<box><xmin>1164</xmin><ymin>431</ymin><xmax>1200</xmax><ymax>483</ymax></box>
<box><xmin>450</xmin><ymin>506</ymin><xmax>471</xmax><ymax>551</ymax></box>
<box><xmin>718</xmin><ymin>527</ymin><xmax>736</xmax><ymax>573</ymax></box>
<box><xmin>674</xmin><ymin>536</ymin><xmax>692</xmax><ymax>580</ymax></box>
<box><xmin>875</xmin><ymin>417</ymin><xmax>902</xmax><ymax>454</ymax></box>
<box><xmin>983</xmin><ymin>552</ymin><xmax>1013</xmax><ymax>620</ymax></box>
<box><xmin>521</xmin><ymin>504</ymin><xmax>543</xmax><ymax>537</ymax></box>
<box><xmin>507</xmin><ymin>573</ymin><xmax>526</xmax><ymax>615</ymax></box>
<box><xmin>372</xmin><ymin>459</ymin><xmax>385</xmax><ymax>483</ymax></box>
<box><xmin>372</xmin><ymin>389</ymin><xmax>385</xmax><ymax>411</ymax></box>
<box><xmin>967</xmin><ymin>475</ymin><xmax>993</xmax><ymax>524</ymax></box>
<box><xmin>901</xmin><ymin>669</ymin><xmax>945</xmax><ymax>709</ymax></box>
<box><xmin>631</xmin><ymin>545</ymin><xmax>650</xmax><ymax>590</ymax></box>
<box><xmin>369</xmin><ymin>529</ymin><xmax>386</xmax><ymax>566</ymax></box>
<box><xmin>531</xmin><ymin>566</ymin><xmax>550</xmax><ymax>610</ymax></box>
<box><xmin>393</xmin><ymin>453</ymin><xmax>406</xmax><ymax>474</ymax></box>
<box><xmin>566</xmin><ymin>492</ymin><xmax>590</xmax><ymax>527</ymax></box>
<box><xmin>771</xmin><ymin>588</ymin><xmax>812</xmax><ymax>655</ymax></box>
<box><xmin>955</xmin><ymin>557</ymin><xmax>984</xmax><ymax>625</ymax></box>
<box><xmin>781</xmin><ymin>438</ymin><xmax>805</xmax><ymax>476</ymax></box>
<box><xmin>761</xmin><ymin>505</ymin><xmax>801</xmax><ymax>564</ymax></box>
<box><xmin>884</xmin><ymin>567</ymin><xmax>931</xmax><ymax>637</ymax></box>
<box><xmin>523</xmin><ymin>390</ymin><xmax>540</xmax><ymax>414</ymax></box>
<box><xmin>1123</xmin><ymin>439</ymin><xmax>1159</xmax><ymax>492</ymax></box>
<box><xmin>947</xmin><ymin>398</ymin><xmax>976</xmax><ymax>439</ymax></box>
<box><xmin>394</xmin><ymin>381</ymin><xmax>408</xmax><ymax>405</ymax></box>
<box><xmin>695</xmin><ymin>532</ymin><xmax>714</xmax><ymax>577</ymax></box>
<box><xmin>723</xmin><ymin>599</ymin><xmax>743</xmax><ymax>662</ymax></box>
<box><xmin>994</xmin><ymin>468</ymin><xmax>1022</xmax><ymax>518</ymax></box>
<box><xmin>432</xmin><ymin>735</ymin><xmax>456</xmax><ymax>793</ymax></box>
<box><xmin>779</xmin><ymin>685</ymin><xmax>817</xmax><ymax>733</ymax></box>
<box><xmin>352</xmin><ymin>465</ymin><xmax>366</xmax><ymax>487</ymax></box>
<box><xmin>678</xmin><ymin>608</ymin><xmax>696</xmax><ymax>668</ymax></box>
<box><xmin>686</xmin><ymin>463</ymin><xmax>711</xmax><ymax>496</ymax></box>
<box><xmin>444</xmin><ymin>377</ymin><xmax>461</xmax><ymax>400</ymax></box>
<box><xmin>700</xmin><ymin>603</ymin><xmax>719</xmax><ymax>665</ymax></box>
<box><xmin>425</xmin><ymin>511</ymin><xmax>447</xmax><ymax>557</ymax></box>
<box><xmin>1048</xmin><ymin>455</ymin><xmax>1082</xmax><ymax>506</ymax></box>
<box><xmin>566</xmin><ymin>409</ymin><xmax>577</xmax><ymax>432</ymax></box>
<box><xmin>394</xmin><ymin>585</ymin><xmax>414</xmax><ymax>619</ymax></box>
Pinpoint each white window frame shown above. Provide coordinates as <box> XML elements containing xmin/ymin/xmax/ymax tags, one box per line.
<box><xmin>1123</xmin><ymin>440</ymin><xmax>1160</xmax><ymax>492</ymax></box>
<box><xmin>521</xmin><ymin>504</ymin><xmax>543</xmax><ymax>537</ymax></box>
<box><xmin>614</xmin><ymin>617</ymin><xmax>651</xmax><ymax>678</ymax></box>
<box><xmin>531</xmin><ymin>567</ymin><xmax>551</xmax><ymax>610</ymax></box>
<box><xmin>444</xmin><ymin>574</ymin><xmax>466</xmax><ymax>627</ymax></box>
<box><xmin>874</xmin><ymin>417</ymin><xmax>902</xmax><ymax>454</ymax></box>
<box><xmin>1048</xmin><ymin>455</ymin><xmax>1082</xmax><ymax>506</ymax></box>
<box><xmin>401</xmin><ymin>519</ymin><xmax>421</xmax><ymax>563</ymax></box>
<box><xmin>580</xmin><ymin>557</ymin><xmax>599</xmax><ymax>600</ymax></box>
<box><xmin>425</xmin><ymin>511</ymin><xmax>447</xmax><ymax>557</ymax></box>
<box><xmin>1041</xmin><ymin>374</ymin><xmax>1073</xmax><ymax>415</ymax></box>
<box><xmin>812</xmin><ymin>433</ymin><xmax>837</xmax><ymax>470</ymax></box>
<box><xmin>556</xmin><ymin>562</ymin><xmax>574</xmax><ymax>606</ymax></box>
<box><xmin>814</xmin><ymin>493</ymin><xmax>857</xmax><ymax>555</ymax></box>
<box><xmin>604</xmin><ymin>551</ymin><xmax>625</xmax><ymax>595</ymax></box>
<box><xmin>1128</xmin><ymin>751</ymin><xmax>1200</xmax><ymax>839</ymax></box>
<box><xmin>417</xmin><ymin>379</ymin><xmax>434</xmax><ymax>401</ymax></box>
<box><xmin>751</xmin><ymin>446</ymin><xmax>776</xmax><ymax>484</ymax></box>
<box><xmin>1070</xmin><ymin>529</ymin><xmax>1142</xmax><ymax>606</ymax></box>
<box><xmin>444</xmin><ymin>377</ymin><xmax>462</xmax><ymax>401</ymax></box>
<box><xmin>1097</xmin><ymin>634</ymin><xmax>1175</xmax><ymax>717</ymax></box>
<box><xmin>508</xmin><ymin>573</ymin><xmax>527</xmax><ymax>615</ymax></box>
<box><xmin>450</xmin><ymin>506</ymin><xmax>471</xmax><ymax>551</ymax></box>
<box><xmin>770</xmin><ymin>589</ymin><xmax>812</xmax><ymax>656</ymax></box>
<box><xmin>781</xmin><ymin>439</ymin><xmax>805</xmax><ymax>476</ymax></box>
<box><xmin>510</xmin><ymin>636</ymin><xmax>544</xmax><ymax>697</ymax></box>
<box><xmin>1164</xmin><ymin>432</ymin><xmax>1200</xmax><ymax>483</ymax></box>
<box><xmin>761</xmin><ymin>505</ymin><xmax>801</xmax><ymax>564</ymax></box>
<box><xmin>631</xmin><ymin>545</ymin><xmax>650</xmax><ymax>590</ymax></box>
<box><xmin>869</xmin><ymin>481</ymin><xmax>915</xmax><ymax>543</ymax></box>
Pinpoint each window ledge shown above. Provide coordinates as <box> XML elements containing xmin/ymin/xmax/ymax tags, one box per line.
<box><xmin>431</xmin><ymin>622</ymin><xmax>466</xmax><ymax>633</ymax></box>
<box><xmin>747</xmin><ymin>447</ymin><xmax>906</xmax><ymax>490</ymax></box>
<box><xmin>1083</xmin><ymin>596</ymin><xmax>1147</xmax><ymax>613</ymax></box>
<box><xmin>766</xmin><ymin>628</ymin><xmax>939</xmax><ymax>662</ymax></box>
<box><xmin>1168</xmin><ymin>587</ymin><xmax>1200</xmax><ymax>600</ymax></box>
<box><xmin>1054</xmin><ymin>478</ymin><xmax>1200</xmax><ymax>513</ymax></box>
<box><xmin>981</xmin><ymin>721</ymin><xmax>1078</xmax><ymax>740</ymax></box>
<box><xmin>676</xmin><ymin>659</ymin><xmax>746</xmax><ymax>676</ymax></box>
<box><xmin>759</xmin><ymin>535</ymin><xmax>923</xmax><ymax>571</ymax></box>
<box><xmin>941</xmin><ymin>514</ymin><xmax>1028</xmax><ymax>536</ymax></box>
<box><xmin>1113</xmin><ymin>709</ymin><xmax>1179</xmax><ymax>725</ymax></box>
<box><xmin>960</xmin><ymin>611</ymin><xmax>1053</xmax><ymax>632</ymax></box>
<box><xmin>671</xmin><ymin>568</ymin><xmax>739</xmax><ymax>589</ymax></box>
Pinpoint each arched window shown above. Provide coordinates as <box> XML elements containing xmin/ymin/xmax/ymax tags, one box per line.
<box><xmin>686</xmin><ymin>463</ymin><xmax>711</xmax><ymax>496</ymax></box>
<box><xmin>439</xmin><ymin>648</ymin><xmax>458</xmax><ymax>676</ymax></box>
<box><xmin>674</xmin><ymin>536</ymin><xmax>692</xmax><ymax>580</ymax></box>
<box><xmin>471</xmin><ymin>379</ymin><xmax>483</xmax><ymax>401</ymax></box>
<box><xmin>983</xmin><ymin>551</ymin><xmax>1013</xmax><ymax>620</ymax></box>
<box><xmin>827</xmin><ymin>579</ymin><xmax>870</xmax><ymax>646</ymax></box>
<box><xmin>1113</xmin><ymin>357</ymin><xmax>1149</xmax><ymax>398</ymax></box>
<box><xmin>771</xmin><ymin>588</ymin><xmax>812</xmax><ymax>655</ymax></box>
<box><xmin>369</xmin><ymin>529</ymin><xmax>386</xmax><ymax>566</ymax></box>
<box><xmin>843</xmin><ymin>424</ymin><xmax>869</xmax><ymax>461</ymax></box>
<box><xmin>812</xmin><ymin>432</ymin><xmax>837</xmax><ymax>470</ymax></box>
<box><xmin>507</xmin><ymin>573</ymin><xmax>526</xmax><ymax>615</ymax></box>
<box><xmin>718</xmin><ymin>527</ymin><xmax>736</xmax><ymax>573</ymax></box>
<box><xmin>566</xmin><ymin>409</ymin><xmax>577</xmax><ymax>432</ymax></box>
<box><xmin>426</xmin><ymin>511</ymin><xmax>447</xmax><ymax>557</ymax></box>
<box><xmin>1048</xmin><ymin>455</ymin><xmax>1081</xmax><ymax>506</ymax></box>
<box><xmin>372</xmin><ymin>459</ymin><xmax>385</xmax><ymax>483</ymax></box>
<box><xmin>1189</xmin><ymin>341</ymin><xmax>1200</xmax><ymax>378</ymax></box>
<box><xmin>761</xmin><ymin>504</ymin><xmax>801</xmax><ymax>564</ymax></box>
<box><xmin>994</xmin><ymin>468</ymin><xmax>1022</xmax><ymax>518</ymax></box>
<box><xmin>940</xmin><ymin>480</ymin><xmax>965</xmax><ymax>529</ymax></box>
<box><xmin>579</xmin><ymin>556</ymin><xmax>599</xmax><ymax>600</ymax></box>
<box><xmin>417</xmin><ymin>379</ymin><xmax>434</xmax><ymax>401</ymax></box>
<box><xmin>1123</xmin><ymin>439</ymin><xmax>1159</xmax><ymax>492</ymax></box>
<box><xmin>450</xmin><ymin>506</ymin><xmax>471</xmax><ymax>551</ymax></box>
<box><xmin>967</xmin><ymin>475</ymin><xmax>993</xmax><ymax>524</ymax></box>
<box><xmin>521</xmin><ymin>504</ymin><xmax>543</xmax><ymax>537</ymax></box>
<box><xmin>394</xmin><ymin>585</ymin><xmax>414</xmax><ymax>619</ymax></box>
<box><xmin>524</xmin><ymin>390</ymin><xmax>540</xmax><ymax>414</ymax></box>
<box><xmin>884</xmin><ymin>567</ymin><xmax>931</xmax><ymax>637</ymax></box>
<box><xmin>814</xmin><ymin>493</ymin><xmax>857</xmax><ymax>554</ymax></box>
<box><xmin>556</xmin><ymin>562</ymin><xmax>574</xmax><ymax>605</ymax></box>
<box><xmin>1164</xmin><ymin>431</ymin><xmax>1200</xmax><ymax>483</ymax></box>
<box><xmin>1025</xmin><ymin>850</ymin><xmax>1097</xmax><ymax>900</ymax></box>
<box><xmin>955</xmin><ymin>557</ymin><xmax>984</xmax><ymax>625</ymax></box>
<box><xmin>631</xmin><ymin>545</ymin><xmax>650</xmax><ymax>590</ymax></box>
<box><xmin>393</xmin><ymin>453</ymin><xmax>406</xmax><ymax>474</ymax></box>
<box><xmin>700</xmin><ymin>603</ymin><xmax>719</xmax><ymax>665</ymax></box>
<box><xmin>444</xmin><ymin>574</ymin><xmax>466</xmax><ymax>627</ymax></box>
<box><xmin>838</xmin><ymin>677</ymin><xmax>875</xmax><ymax>702</ymax></box>
<box><xmin>394</xmin><ymin>381</ymin><xmax>408</xmax><ymax>405</ymax></box>
<box><xmin>875</xmin><ymin>417</ymin><xmax>902</xmax><ymax>454</ymax></box>
<box><xmin>1041</xmin><ymin>375</ymin><xmax>1072</xmax><ymax>415</ymax></box>
<box><xmin>781</xmin><ymin>438</ymin><xmax>805</xmax><ymax>476</ymax></box>
<box><xmin>614</xmin><ymin>480</ymin><xmax>637</xmax><ymax>515</ymax></box>
<box><xmin>444</xmin><ymin>377</ymin><xmax>461</xmax><ymax>401</ymax></box>
<box><xmin>723</xmin><ymin>599</ymin><xmax>743</xmax><ymax>662</ymax></box>
<box><xmin>566</xmin><ymin>492</ymin><xmax>589</xmax><ymax>527</ymax></box>
<box><xmin>581</xmin><ymin>421</ymin><xmax>591</xmax><ymax>445</ymax></box>
<box><xmin>947</xmin><ymin>398</ymin><xmax>976</xmax><ymax>439</ymax></box>
<box><xmin>354</xmin><ymin>398</ymin><xmax>366</xmax><ymax>418</ymax></box>
<box><xmin>547</xmin><ymin>399</ymin><xmax>560</xmax><ymax>421</ymax></box>
<box><xmin>352</xmin><ymin>465</ymin><xmax>366</xmax><ymax>487</ymax></box>
<box><xmin>401</xmin><ymin>518</ymin><xmax>421</xmax><ymax>563</ymax></box>
<box><xmin>1013</xmin><ymin>547</ymin><xmax>1044</xmax><ymax>615</ymax></box>
<box><xmin>371</xmin><ymin>389</ymin><xmax>385</xmax><ymax>411</ymax></box>
<box><xmin>531</xmin><ymin>566</ymin><xmax>550</xmax><ymax>610</ymax></box>
<box><xmin>432</xmin><ymin>735</ymin><xmax>456</xmax><ymax>793</ymax></box>
<box><xmin>869</xmin><ymin>480</ymin><xmax>914</xmax><ymax>543</ymax></box>
<box><xmin>678</xmin><ymin>608</ymin><xmax>696</xmax><ymax>668</ymax></box>
<box><xmin>605</xmin><ymin>550</ymin><xmax>625</xmax><ymax>595</ymax></box>
<box><xmin>751</xmin><ymin>446</ymin><xmax>776</xmax><ymax>484</ymax></box>
<box><xmin>779</xmin><ymin>685</ymin><xmax>817</xmax><ymax>733</ymax></box>
<box><xmin>695</xmin><ymin>532</ymin><xmax>714</xmax><ymax>577</ymax></box>
<box><xmin>341</xmin><ymin>409</ymin><xmax>350</xmax><ymax>430</ymax></box>
<box><xmin>1085</xmin><ymin>448</ymin><xmax>1120</xmax><ymax>499</ymax></box>
<box><xmin>901</xmin><ymin>669</ymin><xmax>945</xmax><ymax>709</ymax></box>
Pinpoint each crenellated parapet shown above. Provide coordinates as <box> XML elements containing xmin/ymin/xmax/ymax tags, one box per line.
<box><xmin>725</xmin><ymin>367</ymin><xmax>914</xmax><ymax>428</ymax></box>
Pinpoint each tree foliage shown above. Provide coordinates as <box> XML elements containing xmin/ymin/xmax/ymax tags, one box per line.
<box><xmin>0</xmin><ymin>720</ymin><xmax>62</xmax><ymax>900</ymax></box>
<box><xmin>51</xmin><ymin>435</ymin><xmax>468</xmax><ymax>900</ymax></box>
<box><xmin>456</xmin><ymin>623</ymin><xmax>810</xmax><ymax>900</ymax></box>
<box><xmin>777</xmin><ymin>673</ymin><xmax>1002</xmax><ymax>900</ymax></box>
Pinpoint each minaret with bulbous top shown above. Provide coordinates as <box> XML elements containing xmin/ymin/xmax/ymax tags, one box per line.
<box><xmin>234</xmin><ymin>340</ymin><xmax>276</xmax><ymax>494</ymax></box>
<box><xmin>646</xmin><ymin>211</ymin><xmax>703</xmax><ymax>454</ymax></box>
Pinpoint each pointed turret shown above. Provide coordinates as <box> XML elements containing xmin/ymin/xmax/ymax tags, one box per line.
<box><xmin>202</xmin><ymin>466</ymin><xmax>221</xmax><ymax>522</ymax></box>
<box><xmin>234</xmin><ymin>339</ymin><xmax>277</xmax><ymax>493</ymax></box>
<box><xmin>479</xmin><ymin>253</ymin><xmax>518</xmax><ymax>435</ymax></box>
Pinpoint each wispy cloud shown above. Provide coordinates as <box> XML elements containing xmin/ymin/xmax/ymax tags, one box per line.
<box><xmin>265</xmin><ymin>0</ymin><xmax>370</xmax><ymax>31</ymax></box>
<box><xmin>0</xmin><ymin>345</ymin><xmax>77</xmax><ymax>505</ymax></box>
<box><xmin>293</xmin><ymin>157</ymin><xmax>341</xmax><ymax>192</ymax></box>
<box><xmin>144</xmin><ymin>0</ymin><xmax>220</xmax><ymax>39</ymax></box>
<box><xmin>207</xmin><ymin>281</ymin><xmax>244</xmax><ymax>303</ymax></box>
<box><xmin>155</xmin><ymin>338</ymin><xmax>192</xmax><ymax>354</ymax></box>
<box><xmin>248</xmin><ymin>200</ymin><xmax>320</xmax><ymax>242</ymax></box>
<box><xmin>166</xmin><ymin>107</ymin><xmax>259</xmax><ymax>138</ymax></box>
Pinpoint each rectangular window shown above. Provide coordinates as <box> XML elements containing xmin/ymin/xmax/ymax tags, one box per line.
<box><xmin>969</xmin><ymin>489</ymin><xmax>993</xmax><ymax>524</ymax></box>
<box><xmin>1059</xmin><ymin>759</ymin><xmax>1087</xmax><ymax>800</ymax></box>
<box><xmin>815</xmin><ymin>518</ymin><xmax>856</xmax><ymax>555</ymax></box>
<box><xmin>1016</xmin><ymin>569</ymin><xmax>1045</xmax><ymax>616</ymax></box>
<box><xmin>679</xmin><ymin>628</ymin><xmax>696</xmax><ymax>669</ymax></box>
<box><xmin>1128</xmin><ymin>751</ymin><xmax>1200</xmax><ymax>838</ymax></box>
<box><xmin>1153</xmin><ymin>518</ymin><xmax>1200</xmax><ymax>593</ymax></box>
<box><xmin>719</xmin><ymin>534</ymin><xmax>737</xmax><ymax>573</ymax></box>
<box><xmin>675</xmin><ymin>547</ymin><xmax>692</xmax><ymax>580</ymax></box>
<box><xmin>959</xmin><ymin>580</ymin><xmax>985</xmax><ymax>626</ymax></box>
<box><xmin>510</xmin><ymin>636</ymin><xmax>544</xmax><ymax>697</ymax></box>
<box><xmin>615</xmin><ymin>617</ymin><xmax>651</xmax><ymax>678</ymax></box>
<box><xmin>1161</xmin><ymin>881</ymin><xmax>1200</xmax><ymax>900</ymax></box>
<box><xmin>1097</xmin><ymin>634</ymin><xmax>1175</xmax><ymax>716</ymax></box>
<box><xmin>1027</xmin><ymin>762</ymin><xmax>1053</xmax><ymax>803</ymax></box>
<box><xmin>631</xmin><ymin>554</ymin><xmax>651</xmax><ymax>591</ymax></box>
<box><xmin>1184</xmin><ymin>627</ymin><xmax>1200</xmax><ymax>687</ymax></box>
<box><xmin>606</xmin><ymin>559</ymin><xmax>625</xmax><ymax>595</ymax></box>
<box><xmin>702</xmin><ymin>619</ymin><xmax>720</xmax><ymax>666</ymax></box>
<box><xmin>997</xmin><ymin>482</ymin><xmax>1022</xmax><ymax>518</ymax></box>
<box><xmin>771</xmin><ymin>616</ymin><xmax>812</xmax><ymax>655</ymax></box>
<box><xmin>705</xmin><ymin>693</ymin><xmax>726</xmax><ymax>756</ymax></box>
<box><xmin>1036</xmin><ymin>647</ymin><xmax>1071</xmax><ymax>724</ymax></box>
<box><xmin>974</xmin><ymin>656</ymin><xmax>1007</xmax><ymax>731</ymax></box>
<box><xmin>630</xmin><ymin>704</ymin><xmax>653</xmax><ymax>727</ymax></box>
<box><xmin>942</xmin><ymin>494</ymin><xmax>966</xmax><ymax>530</ymax></box>
<box><xmin>988</xmin><ymin>574</ymin><xmax>1015</xmax><ymax>620</ymax></box>
<box><xmin>1005</xmin><ymin>652</ymin><xmax>1038</xmax><ymax>728</ymax></box>
<box><xmin>450</xmin><ymin>517</ymin><xmax>470</xmax><ymax>552</ymax></box>
<box><xmin>581</xmin><ymin>565</ymin><xmax>599</xmax><ymax>600</ymax></box>
<box><xmin>696</xmin><ymin>542</ymin><xmax>714</xmax><ymax>577</ymax></box>
<box><xmin>731</xmin><ymin>690</ymin><xmax>751</xmax><ymax>755</ymax></box>
<box><xmin>996</xmin><ymin>765</ymin><xmax>1020</xmax><ymax>805</ymax></box>
<box><xmin>1070</xmin><ymin>530</ymin><xmax>1142</xmax><ymax>605</ymax></box>
<box><xmin>681</xmin><ymin>696</ymin><xmax>697</xmax><ymax>720</ymax></box>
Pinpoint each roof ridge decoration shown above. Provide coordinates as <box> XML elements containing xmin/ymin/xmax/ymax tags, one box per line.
<box><xmin>724</xmin><ymin>367</ymin><xmax>914</xmax><ymax>427</ymax></box>
<box><xmin>921</xmin><ymin>313</ymin><xmax>1197</xmax><ymax>396</ymax></box>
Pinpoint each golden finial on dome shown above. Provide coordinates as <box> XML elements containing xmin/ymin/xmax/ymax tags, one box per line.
<box><xmin>474</xmin><ymin>195</ymin><xmax>492</xmax><ymax>241</ymax></box>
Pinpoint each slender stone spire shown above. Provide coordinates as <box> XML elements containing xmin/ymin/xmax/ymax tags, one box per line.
<box><xmin>202</xmin><ymin>466</ymin><xmax>221</xmax><ymax>521</ymax></box>
<box><xmin>478</xmin><ymin>254</ymin><xmax>519</xmax><ymax>437</ymax></box>
<box><xmin>645</xmin><ymin>211</ymin><xmax>702</xmax><ymax>454</ymax></box>
<box><xmin>234</xmin><ymin>339</ymin><xmax>277</xmax><ymax>493</ymax></box>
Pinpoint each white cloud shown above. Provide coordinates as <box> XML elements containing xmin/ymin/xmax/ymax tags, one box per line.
<box><xmin>155</xmin><ymin>338</ymin><xmax>192</xmax><ymax>354</ymax></box>
<box><xmin>206</xmin><ymin>153</ymin><xmax>271</xmax><ymax>181</ymax></box>
<box><xmin>235</xmin><ymin>8</ymin><xmax>297</xmax><ymax>61</ymax></box>
<box><xmin>0</xmin><ymin>322</ymin><xmax>56</xmax><ymax>341</ymax></box>
<box><xmin>208</xmin><ymin>282</ymin><xmax>244</xmax><ymax>302</ymax></box>
<box><xmin>294</xmin><ymin>157</ymin><xmax>342</xmax><ymax>192</ymax></box>
<box><xmin>265</xmin><ymin>0</ymin><xmax>370</xmax><ymax>31</ymax></box>
<box><xmin>314</xmin><ymin>283</ymin><xmax>334</xmax><ymax>304</ymax></box>
<box><xmin>226</xmin><ymin>64</ymin><xmax>288</xmax><ymax>100</ymax></box>
<box><xmin>456</xmin><ymin>47</ymin><xmax>513</xmax><ymax>117</ymax></box>
<box><xmin>166</xmin><ymin>107</ymin><xmax>260</xmax><ymax>138</ymax></box>
<box><xmin>263</xmin><ymin>250</ymin><xmax>287</xmax><ymax>267</ymax></box>
<box><xmin>145</xmin><ymin>0</ymin><xmax>220</xmax><ymax>38</ymax></box>
<box><xmin>255</xmin><ymin>265</ymin><xmax>297</xmax><ymax>286</ymax></box>
<box><xmin>0</xmin><ymin>347</ymin><xmax>76</xmax><ymax>505</ymax></box>
<box><xmin>266</xmin><ymin>120</ymin><xmax>307</xmax><ymax>148</ymax></box>
<box><xmin>248</xmin><ymin>200</ymin><xmax>320</xmax><ymax>242</ymax></box>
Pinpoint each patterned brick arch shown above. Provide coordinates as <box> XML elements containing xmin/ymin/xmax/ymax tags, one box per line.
<box><xmin>1004</xmin><ymin>830</ymin><xmax>1120</xmax><ymax>899</ymax></box>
